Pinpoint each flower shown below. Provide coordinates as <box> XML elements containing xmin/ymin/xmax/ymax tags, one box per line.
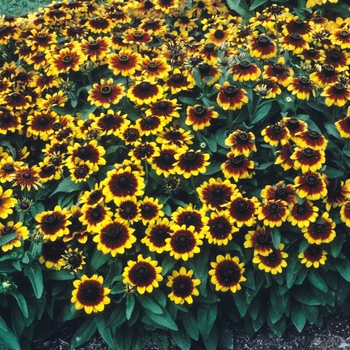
<box><xmin>226</xmin><ymin>194</ymin><xmax>259</xmax><ymax>227</ymax></box>
<box><xmin>80</xmin><ymin>36</ymin><xmax>111</xmax><ymax>62</ymax></box>
<box><xmin>87</xmin><ymin>78</ymin><xmax>125</xmax><ymax>108</ymax></box>
<box><xmin>48</xmin><ymin>47</ymin><xmax>85</xmax><ymax>75</ymax></box>
<box><xmin>209</xmin><ymin>254</ymin><xmax>246</xmax><ymax>292</ymax></box>
<box><xmin>287</xmin><ymin>201</ymin><xmax>319</xmax><ymax>228</ymax></box>
<box><xmin>250</xmin><ymin>34</ymin><xmax>277</xmax><ymax>60</ymax></box>
<box><xmin>225</xmin><ymin>130</ymin><xmax>257</xmax><ymax>157</ymax></box>
<box><xmin>252</xmin><ymin>244</ymin><xmax>288</xmax><ymax>274</ymax></box>
<box><xmin>324</xmin><ymin>178</ymin><xmax>350</xmax><ymax>211</ymax></box>
<box><xmin>62</xmin><ymin>248</ymin><xmax>86</xmax><ymax>272</ymax></box>
<box><xmin>93</xmin><ymin>220</ymin><xmax>136</xmax><ymax>257</ymax></box>
<box><xmin>122</xmin><ymin>255</ymin><xmax>163</xmax><ymax>294</ymax></box>
<box><xmin>203</xmin><ymin>211</ymin><xmax>238</xmax><ymax>246</ymax></box>
<box><xmin>166</xmin><ymin>267</ymin><xmax>200</xmax><ymax>304</ymax></box>
<box><xmin>35</xmin><ymin>206</ymin><xmax>71</xmax><ymax>241</ymax></box>
<box><xmin>172</xmin><ymin>203</ymin><xmax>205</xmax><ymax>233</ymax></box>
<box><xmin>185</xmin><ymin>104</ymin><xmax>219</xmax><ymax>131</ymax></box>
<box><xmin>0</xmin><ymin>221</ymin><xmax>29</xmax><ymax>252</ymax></box>
<box><xmin>261</xmin><ymin>122</ymin><xmax>291</xmax><ymax>147</ymax></box>
<box><xmin>141</xmin><ymin>218</ymin><xmax>172</xmax><ymax>253</ymax></box>
<box><xmin>263</xmin><ymin>57</ymin><xmax>293</xmax><ymax>87</ymax></box>
<box><xmin>260</xmin><ymin>182</ymin><xmax>296</xmax><ymax>206</ymax></box>
<box><xmin>151</xmin><ymin>145</ymin><xmax>177</xmax><ymax>176</ymax></box>
<box><xmin>294</xmin><ymin>171</ymin><xmax>327</xmax><ymax>201</ymax></box>
<box><xmin>174</xmin><ymin>149</ymin><xmax>210</xmax><ymax>179</ymax></box>
<box><xmin>244</xmin><ymin>226</ymin><xmax>274</xmax><ymax>256</ymax></box>
<box><xmin>290</xmin><ymin>147</ymin><xmax>326</xmax><ymax>173</ymax></box>
<box><xmin>294</xmin><ymin>129</ymin><xmax>328</xmax><ymax>151</ymax></box>
<box><xmin>215</xmin><ymin>81</ymin><xmax>248</xmax><ymax>110</ymax></box>
<box><xmin>127</xmin><ymin>80</ymin><xmax>164</xmax><ymax>105</ymax></box>
<box><xmin>139</xmin><ymin>196</ymin><xmax>164</xmax><ymax>225</ymax></box>
<box><xmin>221</xmin><ymin>153</ymin><xmax>255</xmax><ymax>182</ymax></box>
<box><xmin>71</xmin><ymin>275</ymin><xmax>111</xmax><ymax>314</ymax></box>
<box><xmin>298</xmin><ymin>245</ymin><xmax>327</xmax><ymax>268</ymax></box>
<box><xmin>320</xmin><ymin>83</ymin><xmax>350</xmax><ymax>107</ymax></box>
<box><xmin>287</xmin><ymin>76</ymin><xmax>317</xmax><ymax>100</ymax></box>
<box><xmin>197</xmin><ymin>177</ymin><xmax>238</xmax><ymax>212</ymax></box>
<box><xmin>107</xmin><ymin>49</ymin><xmax>142</xmax><ymax>77</ymax></box>
<box><xmin>257</xmin><ymin>200</ymin><xmax>289</xmax><ymax>228</ymax></box>
<box><xmin>0</xmin><ymin>187</ymin><xmax>17</xmax><ymax>219</ymax></box>
<box><xmin>230</xmin><ymin>60</ymin><xmax>261</xmax><ymax>82</ymax></box>
<box><xmin>80</xmin><ymin>203</ymin><xmax>113</xmax><ymax>232</ymax></box>
<box><xmin>39</xmin><ymin>239</ymin><xmax>67</xmax><ymax>270</ymax></box>
<box><xmin>302</xmin><ymin>212</ymin><xmax>336</xmax><ymax>245</ymax></box>
<box><xmin>335</xmin><ymin>115</ymin><xmax>350</xmax><ymax>138</ymax></box>
<box><xmin>165</xmin><ymin>224</ymin><xmax>203</xmax><ymax>261</ymax></box>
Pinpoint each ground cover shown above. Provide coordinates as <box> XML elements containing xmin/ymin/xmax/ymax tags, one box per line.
<box><xmin>1</xmin><ymin>0</ymin><xmax>350</xmax><ymax>349</ymax></box>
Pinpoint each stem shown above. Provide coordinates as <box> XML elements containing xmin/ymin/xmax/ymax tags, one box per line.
<box><xmin>228</xmin><ymin>109</ymin><xmax>233</xmax><ymax>130</ymax></box>
<box><xmin>190</xmin><ymin>176</ymin><xmax>201</xmax><ymax>208</ymax></box>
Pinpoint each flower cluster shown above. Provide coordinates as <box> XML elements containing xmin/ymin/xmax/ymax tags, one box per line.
<box><xmin>1</xmin><ymin>0</ymin><xmax>350</xmax><ymax>347</ymax></box>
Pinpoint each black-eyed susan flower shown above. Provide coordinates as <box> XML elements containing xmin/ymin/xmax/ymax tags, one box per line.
<box><xmin>215</xmin><ymin>81</ymin><xmax>248</xmax><ymax>110</ymax></box>
<box><xmin>252</xmin><ymin>244</ymin><xmax>288</xmax><ymax>274</ymax></box>
<box><xmin>204</xmin><ymin>24</ymin><xmax>231</xmax><ymax>45</ymax></box>
<box><xmin>68</xmin><ymin>160</ymin><xmax>94</xmax><ymax>183</ymax></box>
<box><xmin>165</xmin><ymin>68</ymin><xmax>196</xmax><ymax>94</ymax></box>
<box><xmin>321</xmin><ymin>48</ymin><xmax>350</xmax><ymax>71</ymax></box>
<box><xmin>167</xmin><ymin>267</ymin><xmax>200</xmax><ymax>304</ymax></box>
<box><xmin>48</xmin><ymin>47</ymin><xmax>85</xmax><ymax>76</ymax></box>
<box><xmin>250</xmin><ymin>34</ymin><xmax>277</xmax><ymax>60</ymax></box>
<box><xmin>156</xmin><ymin>126</ymin><xmax>194</xmax><ymax>148</ymax></box>
<box><xmin>34</xmin><ymin>161</ymin><xmax>61</xmax><ymax>183</ymax></box>
<box><xmin>26</xmin><ymin>28</ymin><xmax>57</xmax><ymax>52</ymax></box>
<box><xmin>129</xmin><ymin>141</ymin><xmax>159</xmax><ymax>165</ymax></box>
<box><xmin>93</xmin><ymin>219</ymin><xmax>136</xmax><ymax>257</ymax></box>
<box><xmin>141</xmin><ymin>218</ymin><xmax>172</xmax><ymax>253</ymax></box>
<box><xmin>257</xmin><ymin>199</ymin><xmax>289</xmax><ymax>228</ymax></box>
<box><xmin>123</xmin><ymin>28</ymin><xmax>152</xmax><ymax>46</ymax></box>
<box><xmin>221</xmin><ymin>153</ymin><xmax>255</xmax><ymax>182</ymax></box>
<box><xmin>294</xmin><ymin>171</ymin><xmax>327</xmax><ymax>201</ymax></box>
<box><xmin>0</xmin><ymin>107</ymin><xmax>21</xmax><ymax>135</ymax></box>
<box><xmin>39</xmin><ymin>239</ymin><xmax>67</xmax><ymax>270</ymax></box>
<box><xmin>261</xmin><ymin>182</ymin><xmax>296</xmax><ymax>206</ymax></box>
<box><xmin>80</xmin><ymin>36</ymin><xmax>111</xmax><ymax>62</ymax></box>
<box><xmin>36</xmin><ymin>206</ymin><xmax>71</xmax><ymax>241</ymax></box>
<box><xmin>66</xmin><ymin>206</ymin><xmax>89</xmax><ymax>244</ymax></box>
<box><xmin>263</xmin><ymin>57</ymin><xmax>294</xmax><ymax>87</ymax></box>
<box><xmin>283</xmin><ymin>17</ymin><xmax>312</xmax><ymax>36</ymax></box>
<box><xmin>282</xmin><ymin>116</ymin><xmax>308</xmax><ymax>141</ymax></box>
<box><xmin>290</xmin><ymin>146</ymin><xmax>326</xmax><ymax>173</ymax></box>
<box><xmin>309</xmin><ymin>65</ymin><xmax>339</xmax><ymax>89</ymax></box>
<box><xmin>80</xmin><ymin>203</ymin><xmax>113</xmax><ymax>232</ymax></box>
<box><xmin>0</xmin><ymin>155</ymin><xmax>20</xmax><ymax>183</ymax></box>
<box><xmin>320</xmin><ymin>82</ymin><xmax>350</xmax><ymax>107</ymax></box>
<box><xmin>302</xmin><ymin>212</ymin><xmax>336</xmax><ymax>245</ymax></box>
<box><xmin>101</xmin><ymin>166</ymin><xmax>145</xmax><ymax>205</ymax></box>
<box><xmin>197</xmin><ymin>177</ymin><xmax>238</xmax><ymax>212</ymax></box>
<box><xmin>294</xmin><ymin>129</ymin><xmax>328</xmax><ymax>151</ymax></box>
<box><xmin>147</xmin><ymin>98</ymin><xmax>181</xmax><ymax>121</ymax></box>
<box><xmin>324</xmin><ymin>179</ymin><xmax>350</xmax><ymax>211</ymax></box>
<box><xmin>195</xmin><ymin>62</ymin><xmax>221</xmax><ymax>86</ymax></box>
<box><xmin>107</xmin><ymin>49</ymin><xmax>142</xmax><ymax>77</ymax></box>
<box><xmin>140</xmin><ymin>56</ymin><xmax>171</xmax><ymax>82</ymax></box>
<box><xmin>335</xmin><ymin>115</ymin><xmax>350</xmax><ymax>138</ymax></box>
<box><xmin>330</xmin><ymin>26</ymin><xmax>350</xmax><ymax>49</ymax></box>
<box><xmin>261</xmin><ymin>122</ymin><xmax>291</xmax><ymax>147</ymax></box>
<box><xmin>209</xmin><ymin>254</ymin><xmax>246</xmax><ymax>292</ymax></box>
<box><xmin>151</xmin><ymin>145</ymin><xmax>177</xmax><ymax>177</ymax></box>
<box><xmin>165</xmin><ymin>224</ymin><xmax>203</xmax><ymax>261</ymax></box>
<box><xmin>225</xmin><ymin>130</ymin><xmax>257</xmax><ymax>157</ymax></box>
<box><xmin>119</xmin><ymin>124</ymin><xmax>142</xmax><ymax>145</ymax></box>
<box><xmin>26</xmin><ymin>110</ymin><xmax>57</xmax><ymax>141</ymax></box>
<box><xmin>123</xmin><ymin>255</ymin><xmax>163</xmax><ymax>294</ymax></box>
<box><xmin>340</xmin><ymin>200</ymin><xmax>350</xmax><ymax>227</ymax></box>
<box><xmin>287</xmin><ymin>200</ymin><xmax>319</xmax><ymax>228</ymax></box>
<box><xmin>244</xmin><ymin>225</ymin><xmax>274</xmax><ymax>256</ymax></box>
<box><xmin>93</xmin><ymin>109</ymin><xmax>129</xmax><ymax>137</ymax></box>
<box><xmin>67</xmin><ymin>140</ymin><xmax>106</xmax><ymax>172</ymax></box>
<box><xmin>298</xmin><ymin>245</ymin><xmax>327</xmax><ymax>268</ymax></box>
<box><xmin>287</xmin><ymin>76</ymin><xmax>317</xmax><ymax>100</ymax></box>
<box><xmin>86</xmin><ymin>15</ymin><xmax>115</xmax><ymax>34</ymax></box>
<box><xmin>231</xmin><ymin>60</ymin><xmax>261</xmax><ymax>82</ymax></box>
<box><xmin>71</xmin><ymin>274</ymin><xmax>111</xmax><ymax>314</ymax></box>
<box><xmin>14</xmin><ymin>167</ymin><xmax>42</xmax><ymax>191</ymax></box>
<box><xmin>0</xmin><ymin>221</ymin><xmax>29</xmax><ymax>252</ymax></box>
<box><xmin>127</xmin><ymin>80</ymin><xmax>164</xmax><ymax>106</ymax></box>
<box><xmin>174</xmin><ymin>149</ymin><xmax>210</xmax><ymax>179</ymax></box>
<box><xmin>281</xmin><ymin>32</ymin><xmax>309</xmax><ymax>54</ymax></box>
<box><xmin>137</xmin><ymin>115</ymin><xmax>165</xmax><ymax>136</ymax></box>
<box><xmin>185</xmin><ymin>104</ymin><xmax>219</xmax><ymax>131</ymax></box>
<box><xmin>226</xmin><ymin>194</ymin><xmax>259</xmax><ymax>227</ymax></box>
<box><xmin>1</xmin><ymin>90</ymin><xmax>33</xmax><ymax>110</ymax></box>
<box><xmin>172</xmin><ymin>204</ymin><xmax>205</xmax><ymax>233</ymax></box>
<box><xmin>139</xmin><ymin>196</ymin><xmax>164</xmax><ymax>225</ymax></box>
<box><xmin>62</xmin><ymin>248</ymin><xmax>86</xmax><ymax>272</ymax></box>
<box><xmin>87</xmin><ymin>78</ymin><xmax>125</xmax><ymax>109</ymax></box>
<box><xmin>203</xmin><ymin>211</ymin><xmax>238</xmax><ymax>246</ymax></box>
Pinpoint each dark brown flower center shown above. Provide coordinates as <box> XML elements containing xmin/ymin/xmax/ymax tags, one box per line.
<box><xmin>88</xmin><ymin>41</ymin><xmax>99</xmax><ymax>50</ymax></box>
<box><xmin>340</xmin><ymin>31</ymin><xmax>349</xmax><ymax>39</ymax></box>
<box><xmin>3</xmin><ymin>164</ymin><xmax>14</xmax><ymax>172</ymax></box>
<box><xmin>138</xmin><ymin>82</ymin><xmax>151</xmax><ymax>92</ymax></box>
<box><xmin>3</xmin><ymin>226</ymin><xmax>13</xmax><ymax>235</ymax></box>
<box><xmin>299</xmin><ymin>77</ymin><xmax>310</xmax><ymax>85</ymax></box>
<box><xmin>224</xmin><ymin>85</ymin><xmax>238</xmax><ymax>97</ymax></box>
<box><xmin>136</xmin><ymin>266</ymin><xmax>147</xmax><ymax>277</ymax></box>
<box><xmin>100</xmin><ymin>86</ymin><xmax>112</xmax><ymax>96</ymax></box>
<box><xmin>333</xmin><ymin>83</ymin><xmax>345</xmax><ymax>94</ymax></box>
<box><xmin>257</xmin><ymin>35</ymin><xmax>271</xmax><ymax>47</ymax></box>
<box><xmin>194</xmin><ymin>105</ymin><xmax>206</xmax><ymax>116</ymax></box>
<box><xmin>172</xmin><ymin>74</ymin><xmax>185</xmax><ymax>83</ymax></box>
<box><xmin>308</xmin><ymin>130</ymin><xmax>320</xmax><ymax>139</ymax></box>
<box><xmin>119</xmin><ymin>55</ymin><xmax>129</xmax><ymax>63</ymax></box>
<box><xmin>148</xmin><ymin>62</ymin><xmax>158</xmax><ymax>71</ymax></box>
<box><xmin>314</xmin><ymin>224</ymin><xmax>325</xmax><ymax>234</ymax></box>
<box><xmin>184</xmin><ymin>151</ymin><xmax>196</xmax><ymax>160</ymax></box>
<box><xmin>62</xmin><ymin>55</ymin><xmax>73</xmax><ymax>64</ymax></box>
<box><xmin>268</xmin><ymin>203</ymin><xmax>279</xmax><ymax>213</ymax></box>
<box><xmin>239</xmin><ymin>61</ymin><xmax>251</xmax><ymax>69</ymax></box>
<box><xmin>214</xmin><ymin>29</ymin><xmax>224</xmax><ymax>39</ymax></box>
<box><xmin>303</xmin><ymin>148</ymin><xmax>315</xmax><ymax>157</ymax></box>
<box><xmin>236</xmin><ymin>200</ymin><xmax>248</xmax><ymax>211</ymax></box>
<box><xmin>22</xmin><ymin>171</ymin><xmax>32</xmax><ymax>180</ymax></box>
<box><xmin>296</xmin><ymin>204</ymin><xmax>307</xmax><ymax>215</ymax></box>
<box><xmin>306</xmin><ymin>175</ymin><xmax>318</xmax><ymax>186</ymax></box>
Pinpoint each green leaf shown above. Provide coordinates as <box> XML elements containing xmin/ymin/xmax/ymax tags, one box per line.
<box><xmin>153</xmin><ymin>332</ymin><xmax>169</xmax><ymax>350</ymax></box>
<box><xmin>178</xmin><ymin>96</ymin><xmax>200</xmax><ymax>105</ymax></box>
<box><xmin>308</xmin><ymin>270</ymin><xmax>328</xmax><ymax>293</ymax></box>
<box><xmin>161</xmin><ymin>255</ymin><xmax>176</xmax><ymax>276</ymax></box>
<box><xmin>11</xmin><ymin>302</ymin><xmax>25</xmax><ymax>339</ymax></box>
<box><xmin>202</xmin><ymin>134</ymin><xmax>217</xmax><ymax>153</ymax></box>
<box><xmin>271</xmin><ymin>227</ymin><xmax>281</xmax><ymax>250</ymax></box>
<box><xmin>126</xmin><ymin>294</ymin><xmax>135</xmax><ymax>321</ymax></box>
<box><xmin>301</xmin><ymin>304</ymin><xmax>318</xmax><ymax>324</ymax></box>
<box><xmin>249</xmin><ymin>0</ymin><xmax>268</xmax><ymax>10</ymax></box>
<box><xmin>292</xmin><ymin>287</ymin><xmax>320</xmax><ymax>306</ymax></box>
<box><xmin>310</xmin><ymin>284</ymin><xmax>334</xmax><ymax>307</ymax></box>
<box><xmin>0</xmin><ymin>233</ymin><xmax>18</xmax><ymax>247</ymax></box>
<box><xmin>44</xmin><ymin>270</ymin><xmax>75</xmax><ymax>281</ymax></box>
<box><xmin>330</xmin><ymin>232</ymin><xmax>345</xmax><ymax>258</ymax></box>
<box><xmin>9</xmin><ymin>291</ymin><xmax>28</xmax><ymax>318</ymax></box>
<box><xmin>324</xmin><ymin>123</ymin><xmax>341</xmax><ymax>140</ymax></box>
<box><xmin>226</xmin><ymin>0</ymin><xmax>251</xmax><ymax>18</ymax></box>
<box><xmin>267</xmin><ymin>314</ymin><xmax>286</xmax><ymax>337</ymax></box>
<box><xmin>107</xmin><ymin>302</ymin><xmax>126</xmax><ymax>328</ymax></box>
<box><xmin>136</xmin><ymin>294</ymin><xmax>163</xmax><ymax>315</ymax></box>
<box><xmin>71</xmin><ymin>318</ymin><xmax>97</xmax><ymax>348</ymax></box>
<box><xmin>334</xmin><ymin>258</ymin><xmax>350</xmax><ymax>282</ymax></box>
<box><xmin>143</xmin><ymin>307</ymin><xmax>178</xmax><ymax>331</ymax></box>
<box><xmin>151</xmin><ymin>289</ymin><xmax>167</xmax><ymax>309</ymax></box>
<box><xmin>204</xmin><ymin>324</ymin><xmax>218</xmax><ymax>350</ymax></box>
<box><xmin>323</xmin><ymin>166</ymin><xmax>344</xmax><ymax>178</ymax></box>
<box><xmin>251</xmin><ymin>102</ymin><xmax>272</xmax><ymax>124</ymax></box>
<box><xmin>91</xmin><ymin>249</ymin><xmax>110</xmax><ymax>270</ymax></box>
<box><xmin>204</xmin><ymin>162</ymin><xmax>221</xmax><ymax>175</ymax></box>
<box><xmin>257</xmin><ymin>161</ymin><xmax>273</xmax><ymax>170</ymax></box>
<box><xmin>95</xmin><ymin>315</ymin><xmax>116</xmax><ymax>349</ymax></box>
<box><xmin>181</xmin><ymin>311</ymin><xmax>199</xmax><ymax>341</ymax></box>
<box><xmin>291</xmin><ymin>302</ymin><xmax>306</xmax><ymax>332</ymax></box>
<box><xmin>233</xmin><ymin>290</ymin><xmax>248</xmax><ymax>317</ymax></box>
<box><xmin>49</xmin><ymin>176</ymin><xmax>86</xmax><ymax>197</ymax></box>
<box><xmin>197</xmin><ymin>304</ymin><xmax>217</xmax><ymax>340</ymax></box>
<box><xmin>0</xmin><ymin>321</ymin><xmax>21</xmax><ymax>350</ymax></box>
<box><xmin>24</xmin><ymin>263</ymin><xmax>43</xmax><ymax>299</ymax></box>
<box><xmin>170</xmin><ymin>328</ymin><xmax>191</xmax><ymax>350</ymax></box>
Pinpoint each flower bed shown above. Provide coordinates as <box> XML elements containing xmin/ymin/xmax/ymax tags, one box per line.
<box><xmin>0</xmin><ymin>0</ymin><xmax>350</xmax><ymax>349</ymax></box>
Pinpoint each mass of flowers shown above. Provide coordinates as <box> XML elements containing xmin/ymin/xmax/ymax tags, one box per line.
<box><xmin>0</xmin><ymin>0</ymin><xmax>350</xmax><ymax>349</ymax></box>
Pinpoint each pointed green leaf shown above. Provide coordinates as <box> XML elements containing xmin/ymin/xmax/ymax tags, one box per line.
<box><xmin>24</xmin><ymin>263</ymin><xmax>43</xmax><ymax>298</ymax></box>
<box><xmin>126</xmin><ymin>294</ymin><xmax>135</xmax><ymax>321</ymax></box>
<box><xmin>334</xmin><ymin>258</ymin><xmax>350</xmax><ymax>282</ymax></box>
<box><xmin>71</xmin><ymin>318</ymin><xmax>97</xmax><ymax>348</ymax></box>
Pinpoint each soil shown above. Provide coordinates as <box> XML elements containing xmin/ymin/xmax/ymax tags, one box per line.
<box><xmin>30</xmin><ymin>312</ymin><xmax>350</xmax><ymax>350</ymax></box>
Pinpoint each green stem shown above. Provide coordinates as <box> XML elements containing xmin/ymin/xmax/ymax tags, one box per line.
<box><xmin>228</xmin><ymin>109</ymin><xmax>233</xmax><ymax>130</ymax></box>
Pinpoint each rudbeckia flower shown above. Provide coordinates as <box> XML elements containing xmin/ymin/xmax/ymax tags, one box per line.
<box><xmin>290</xmin><ymin>147</ymin><xmax>326</xmax><ymax>173</ymax></box>
<box><xmin>287</xmin><ymin>201</ymin><xmax>319</xmax><ymax>228</ymax></box>
<box><xmin>302</xmin><ymin>212</ymin><xmax>336</xmax><ymax>245</ymax></box>
<box><xmin>244</xmin><ymin>226</ymin><xmax>274</xmax><ymax>256</ymax></box>
<box><xmin>261</xmin><ymin>182</ymin><xmax>296</xmax><ymax>206</ymax></box>
<box><xmin>298</xmin><ymin>245</ymin><xmax>327</xmax><ymax>268</ymax></box>
<box><xmin>250</xmin><ymin>34</ymin><xmax>277</xmax><ymax>60</ymax></box>
<box><xmin>122</xmin><ymin>255</ymin><xmax>163</xmax><ymax>294</ymax></box>
<box><xmin>294</xmin><ymin>171</ymin><xmax>327</xmax><ymax>201</ymax></box>
<box><xmin>226</xmin><ymin>194</ymin><xmax>259</xmax><ymax>227</ymax></box>
<box><xmin>257</xmin><ymin>200</ymin><xmax>290</xmax><ymax>228</ymax></box>
<box><xmin>80</xmin><ymin>203</ymin><xmax>113</xmax><ymax>232</ymax></box>
<box><xmin>127</xmin><ymin>80</ymin><xmax>164</xmax><ymax>105</ymax></box>
<box><xmin>225</xmin><ymin>130</ymin><xmax>257</xmax><ymax>157</ymax></box>
<box><xmin>39</xmin><ymin>239</ymin><xmax>67</xmax><ymax>270</ymax></box>
<box><xmin>167</xmin><ymin>267</ymin><xmax>200</xmax><ymax>304</ymax></box>
<box><xmin>263</xmin><ymin>57</ymin><xmax>294</xmax><ymax>87</ymax></box>
<box><xmin>252</xmin><ymin>244</ymin><xmax>288</xmax><ymax>274</ymax></box>
<box><xmin>107</xmin><ymin>49</ymin><xmax>142</xmax><ymax>77</ymax></box>
<box><xmin>48</xmin><ymin>47</ymin><xmax>85</xmax><ymax>75</ymax></box>
<box><xmin>221</xmin><ymin>153</ymin><xmax>255</xmax><ymax>182</ymax></box>
<box><xmin>231</xmin><ymin>60</ymin><xmax>261</xmax><ymax>82</ymax></box>
<box><xmin>320</xmin><ymin>82</ymin><xmax>350</xmax><ymax>107</ymax></box>
<box><xmin>215</xmin><ymin>81</ymin><xmax>248</xmax><ymax>110</ymax></box>
<box><xmin>71</xmin><ymin>275</ymin><xmax>111</xmax><ymax>314</ymax></box>
<box><xmin>185</xmin><ymin>104</ymin><xmax>219</xmax><ymax>131</ymax></box>
<box><xmin>209</xmin><ymin>254</ymin><xmax>246</xmax><ymax>292</ymax></box>
<box><xmin>0</xmin><ymin>221</ymin><xmax>29</xmax><ymax>252</ymax></box>
<box><xmin>261</xmin><ymin>122</ymin><xmax>290</xmax><ymax>147</ymax></box>
<box><xmin>174</xmin><ymin>149</ymin><xmax>210</xmax><ymax>179</ymax></box>
<box><xmin>141</xmin><ymin>218</ymin><xmax>172</xmax><ymax>253</ymax></box>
